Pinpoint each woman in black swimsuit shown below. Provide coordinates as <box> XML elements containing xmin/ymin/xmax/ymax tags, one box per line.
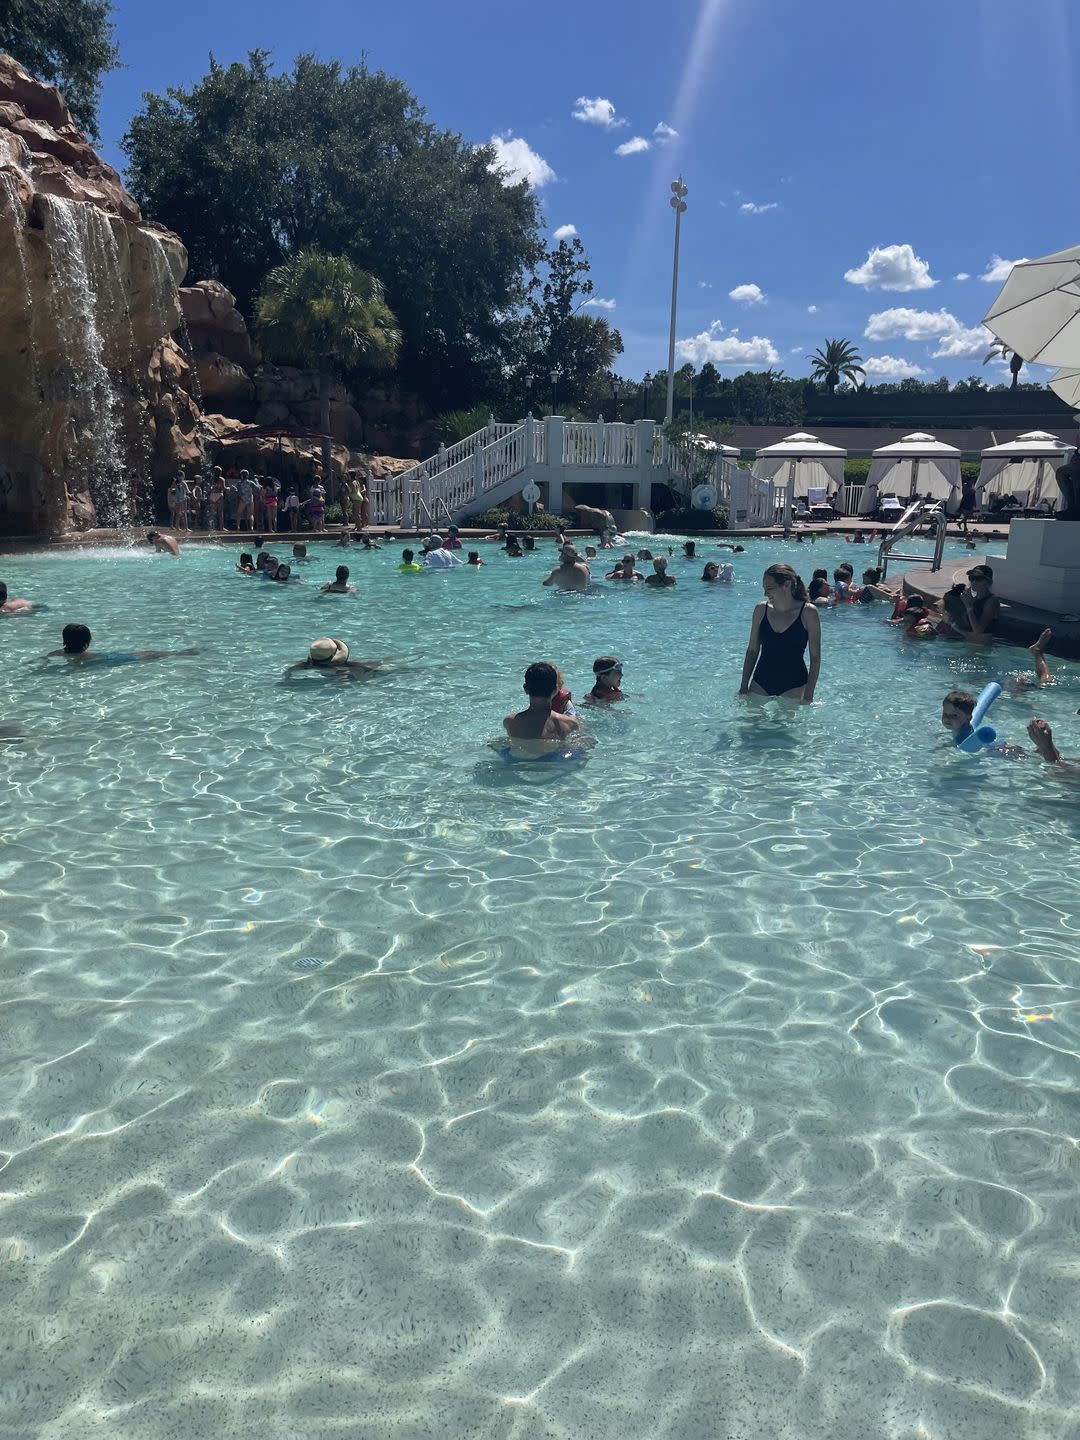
<box><xmin>739</xmin><ymin>563</ymin><xmax>822</xmax><ymax>702</ymax></box>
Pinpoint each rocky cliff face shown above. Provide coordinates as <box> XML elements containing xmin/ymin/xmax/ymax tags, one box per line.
<box><xmin>180</xmin><ymin>281</ymin><xmax>432</xmax><ymax>461</ymax></box>
<box><xmin>0</xmin><ymin>53</ymin><xmax>205</xmax><ymax>534</ymax></box>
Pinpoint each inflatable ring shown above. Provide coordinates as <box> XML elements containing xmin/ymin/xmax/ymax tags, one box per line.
<box><xmin>955</xmin><ymin>681</ymin><xmax>1001</xmax><ymax>753</ymax></box>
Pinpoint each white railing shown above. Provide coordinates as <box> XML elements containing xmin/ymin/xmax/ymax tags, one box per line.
<box><xmin>562</xmin><ymin>420</ymin><xmax>639</xmax><ymax>467</ymax></box>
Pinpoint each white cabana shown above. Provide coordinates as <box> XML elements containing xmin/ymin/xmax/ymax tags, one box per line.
<box><xmin>752</xmin><ymin>432</ymin><xmax>846</xmax><ymax>523</ymax></box>
<box><xmin>858</xmin><ymin>432</ymin><xmax>961</xmax><ymax>515</ymax></box>
<box><xmin>977</xmin><ymin>430</ymin><xmax>1073</xmax><ymax>509</ymax></box>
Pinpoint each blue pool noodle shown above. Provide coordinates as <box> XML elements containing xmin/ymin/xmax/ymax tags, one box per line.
<box><xmin>955</xmin><ymin>682</ymin><xmax>1002</xmax><ymax>753</ymax></box>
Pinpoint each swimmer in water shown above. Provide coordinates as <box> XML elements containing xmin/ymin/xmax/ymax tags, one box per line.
<box><xmin>502</xmin><ymin>660</ymin><xmax>581</xmax><ymax>756</ymax></box>
<box><xmin>0</xmin><ymin>581</ymin><xmax>35</xmax><ymax>614</ymax></box>
<box><xmin>44</xmin><ymin>623</ymin><xmax>198</xmax><ymax>665</ymax></box>
<box><xmin>586</xmin><ymin>656</ymin><xmax>624</xmax><ymax>704</ymax></box>
<box><xmin>321</xmin><ymin>565</ymin><xmax>356</xmax><ymax>594</ymax></box>
<box><xmin>1027</xmin><ymin>718</ymin><xmax>1080</xmax><ymax>774</ymax></box>
<box><xmin>1009</xmin><ymin>629</ymin><xmax>1056</xmax><ymax>688</ymax></box>
<box><xmin>146</xmin><ymin>530</ymin><xmax>180</xmax><ymax>556</ymax></box>
<box><xmin>283</xmin><ymin>637</ymin><xmax>390</xmax><ymax>677</ymax></box>
<box><xmin>607</xmin><ymin>555</ymin><xmax>643</xmax><ymax>582</ymax></box>
<box><xmin>235</xmin><ymin>552</ymin><xmax>257</xmax><ymax>574</ymax></box>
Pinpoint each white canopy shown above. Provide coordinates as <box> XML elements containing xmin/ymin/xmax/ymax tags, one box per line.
<box><xmin>977</xmin><ymin>431</ymin><xmax>1073</xmax><ymax>507</ymax></box>
<box><xmin>752</xmin><ymin>432</ymin><xmax>846</xmax><ymax>500</ymax></box>
<box><xmin>859</xmin><ymin>432</ymin><xmax>961</xmax><ymax>514</ymax></box>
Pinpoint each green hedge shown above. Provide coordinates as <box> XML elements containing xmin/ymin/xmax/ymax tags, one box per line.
<box><xmin>843</xmin><ymin>458</ymin><xmax>981</xmax><ymax>486</ymax></box>
<box><xmin>655</xmin><ymin>505</ymin><xmax>730</xmax><ymax>533</ymax></box>
<box><xmin>471</xmin><ymin>507</ymin><xmax>575</xmax><ymax>531</ymax></box>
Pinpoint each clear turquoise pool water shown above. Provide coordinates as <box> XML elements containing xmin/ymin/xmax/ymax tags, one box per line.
<box><xmin>2</xmin><ymin>535</ymin><xmax>1080</xmax><ymax>1439</ymax></box>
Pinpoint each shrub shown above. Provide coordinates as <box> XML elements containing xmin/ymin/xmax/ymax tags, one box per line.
<box><xmin>434</xmin><ymin>406</ymin><xmax>492</xmax><ymax>445</ymax></box>
<box><xmin>471</xmin><ymin>507</ymin><xmax>575</xmax><ymax>531</ymax></box>
<box><xmin>655</xmin><ymin>504</ymin><xmax>730</xmax><ymax>533</ymax></box>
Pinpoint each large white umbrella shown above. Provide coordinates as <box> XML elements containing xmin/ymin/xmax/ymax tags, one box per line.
<box><xmin>752</xmin><ymin>432</ymin><xmax>847</xmax><ymax>524</ymax></box>
<box><xmin>983</xmin><ymin>245</ymin><xmax>1080</xmax><ymax>366</ymax></box>
<box><xmin>1049</xmin><ymin>367</ymin><xmax>1080</xmax><ymax>408</ymax></box>
<box><xmin>977</xmin><ymin>430</ymin><xmax>1073</xmax><ymax>507</ymax></box>
<box><xmin>859</xmin><ymin>432</ymin><xmax>961</xmax><ymax>515</ymax></box>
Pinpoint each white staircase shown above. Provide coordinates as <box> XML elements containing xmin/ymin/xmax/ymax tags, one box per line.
<box><xmin>366</xmin><ymin>415</ymin><xmax>753</xmax><ymax>528</ymax></box>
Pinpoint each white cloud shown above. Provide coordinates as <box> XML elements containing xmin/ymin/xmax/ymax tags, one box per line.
<box><xmin>488</xmin><ymin>134</ymin><xmax>555</xmax><ymax>188</ymax></box>
<box><xmin>863</xmin><ymin>306</ymin><xmax>994</xmax><ymax>359</ymax></box>
<box><xmin>954</xmin><ymin>272</ymin><xmax>970</xmax><ymax>281</ymax></box>
<box><xmin>676</xmin><ymin>322</ymin><xmax>779</xmax><ymax>367</ymax></box>
<box><xmin>844</xmin><ymin>243</ymin><xmax>936</xmax><ymax>291</ymax></box>
<box><xmin>615</xmin><ymin>136</ymin><xmax>650</xmax><ymax>156</ymax></box>
<box><xmin>552</xmin><ymin>223</ymin><xmax>577</xmax><ymax>241</ymax></box>
<box><xmin>864</xmin><ymin>307</ymin><xmax>962</xmax><ymax>341</ymax></box>
<box><xmin>739</xmin><ymin>201</ymin><xmax>778</xmax><ymax>215</ymax></box>
<box><xmin>653</xmin><ymin>121</ymin><xmax>678</xmax><ymax>142</ymax></box>
<box><xmin>698</xmin><ymin>280</ymin><xmax>713</xmax><ymax>289</ymax></box>
<box><xmin>729</xmin><ymin>282</ymin><xmax>766</xmax><ymax>305</ymax></box>
<box><xmin>980</xmin><ymin>254</ymin><xmax>1029</xmax><ymax>283</ymax></box>
<box><xmin>581</xmin><ymin>297</ymin><xmax>616</xmax><ymax>310</ymax></box>
<box><xmin>933</xmin><ymin>325</ymin><xmax>993</xmax><ymax>359</ymax></box>
<box><xmin>807</xmin><ymin>304</ymin><xmax>818</xmax><ymax>314</ymax></box>
<box><xmin>861</xmin><ymin>355</ymin><xmax>928</xmax><ymax>379</ymax></box>
<box><xmin>572</xmin><ymin>97</ymin><xmax>625</xmax><ymax>129</ymax></box>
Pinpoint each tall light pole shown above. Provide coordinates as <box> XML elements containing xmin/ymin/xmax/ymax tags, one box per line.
<box><xmin>665</xmin><ymin>177</ymin><xmax>688</xmax><ymax>425</ymax></box>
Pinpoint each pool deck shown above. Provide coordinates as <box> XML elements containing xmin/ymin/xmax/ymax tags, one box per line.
<box><xmin>893</xmin><ymin>558</ymin><xmax>1080</xmax><ymax>660</ymax></box>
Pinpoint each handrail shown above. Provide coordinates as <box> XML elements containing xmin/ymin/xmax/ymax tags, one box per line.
<box><xmin>877</xmin><ymin>502</ymin><xmax>947</xmax><ymax>579</ymax></box>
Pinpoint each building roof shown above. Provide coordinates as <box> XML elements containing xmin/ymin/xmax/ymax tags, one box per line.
<box><xmin>730</xmin><ymin>424</ymin><xmax>1076</xmax><ymax>457</ymax></box>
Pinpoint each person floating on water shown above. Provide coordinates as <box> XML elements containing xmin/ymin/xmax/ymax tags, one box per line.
<box><xmin>0</xmin><ymin>581</ymin><xmax>34</xmax><ymax>614</ymax></box>
<box><xmin>284</xmin><ymin>637</ymin><xmax>389</xmax><ymax>677</ymax></box>
<box><xmin>739</xmin><ymin>564</ymin><xmax>821</xmax><ymax>703</ymax></box>
<box><xmin>502</xmin><ymin>661</ymin><xmax>582</xmax><ymax>756</ymax></box>
<box><xmin>45</xmin><ymin>623</ymin><xmax>198</xmax><ymax>665</ymax></box>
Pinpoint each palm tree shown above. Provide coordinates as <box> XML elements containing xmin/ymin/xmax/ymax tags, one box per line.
<box><xmin>808</xmin><ymin>339</ymin><xmax>866</xmax><ymax>395</ymax></box>
<box><xmin>983</xmin><ymin>339</ymin><xmax>1024</xmax><ymax>389</ymax></box>
<box><xmin>254</xmin><ymin>251</ymin><xmax>402</xmax><ymax>489</ymax></box>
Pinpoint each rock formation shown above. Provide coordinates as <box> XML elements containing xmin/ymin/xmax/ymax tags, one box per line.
<box><xmin>0</xmin><ymin>52</ymin><xmax>424</xmax><ymax>535</ymax></box>
<box><xmin>0</xmin><ymin>53</ymin><xmax>207</xmax><ymax>534</ymax></box>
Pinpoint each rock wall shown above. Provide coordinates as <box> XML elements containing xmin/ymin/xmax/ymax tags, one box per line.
<box><xmin>0</xmin><ymin>53</ymin><xmax>205</xmax><ymax>534</ymax></box>
<box><xmin>180</xmin><ymin>281</ymin><xmax>432</xmax><ymax>459</ymax></box>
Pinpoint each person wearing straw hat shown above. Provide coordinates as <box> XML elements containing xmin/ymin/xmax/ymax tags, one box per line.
<box><xmin>420</xmin><ymin>534</ymin><xmax>463</xmax><ymax>568</ymax></box>
<box><xmin>542</xmin><ymin>544</ymin><xmax>590</xmax><ymax>592</ymax></box>
<box><xmin>284</xmin><ymin>638</ymin><xmax>390</xmax><ymax>677</ymax></box>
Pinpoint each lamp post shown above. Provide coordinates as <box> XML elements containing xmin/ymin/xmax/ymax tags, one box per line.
<box><xmin>665</xmin><ymin>177</ymin><xmax>688</xmax><ymax>425</ymax></box>
<box><xmin>524</xmin><ymin>372</ymin><xmax>533</xmax><ymax>415</ymax></box>
<box><xmin>550</xmin><ymin>368</ymin><xmax>559</xmax><ymax>414</ymax></box>
<box><xmin>611</xmin><ymin>374</ymin><xmax>623</xmax><ymax>422</ymax></box>
<box><xmin>641</xmin><ymin>371</ymin><xmax>652</xmax><ymax>419</ymax></box>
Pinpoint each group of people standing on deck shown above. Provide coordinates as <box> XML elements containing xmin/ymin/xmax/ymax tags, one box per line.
<box><xmin>164</xmin><ymin>467</ymin><xmax>371</xmax><ymax>535</ymax></box>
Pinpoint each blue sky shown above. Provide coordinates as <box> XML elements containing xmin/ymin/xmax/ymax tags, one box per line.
<box><xmin>97</xmin><ymin>0</ymin><xmax>1080</xmax><ymax>385</ymax></box>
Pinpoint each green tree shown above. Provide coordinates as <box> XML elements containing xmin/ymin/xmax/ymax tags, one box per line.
<box><xmin>698</xmin><ymin>361</ymin><xmax>721</xmax><ymax>398</ymax></box>
<box><xmin>524</xmin><ymin>238</ymin><xmax>621</xmax><ymax>410</ymax></box>
<box><xmin>983</xmin><ymin>339</ymin><xmax>1025</xmax><ymax>389</ymax></box>
<box><xmin>1</xmin><ymin>0</ymin><xmax>119</xmax><ymax>142</ymax></box>
<box><xmin>254</xmin><ymin>251</ymin><xmax>401</xmax><ymax>483</ymax></box>
<box><xmin>808</xmin><ymin>338</ymin><xmax>866</xmax><ymax>395</ymax></box>
<box><xmin>122</xmin><ymin>51</ymin><xmax>542</xmax><ymax>409</ymax></box>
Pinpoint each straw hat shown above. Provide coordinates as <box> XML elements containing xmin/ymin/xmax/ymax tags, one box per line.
<box><xmin>308</xmin><ymin>637</ymin><xmax>350</xmax><ymax>665</ymax></box>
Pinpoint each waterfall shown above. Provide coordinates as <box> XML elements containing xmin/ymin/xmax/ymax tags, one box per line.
<box><xmin>41</xmin><ymin>194</ymin><xmax>130</xmax><ymax>528</ymax></box>
<box><xmin>0</xmin><ymin>170</ymin><xmax>38</xmax><ymax>394</ymax></box>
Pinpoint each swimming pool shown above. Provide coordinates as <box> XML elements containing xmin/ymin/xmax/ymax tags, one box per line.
<box><xmin>2</xmin><ymin>535</ymin><xmax>1079</xmax><ymax>1439</ymax></box>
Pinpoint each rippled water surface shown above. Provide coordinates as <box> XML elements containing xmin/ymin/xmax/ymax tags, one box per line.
<box><xmin>2</xmin><ymin>534</ymin><xmax>1080</xmax><ymax>1439</ymax></box>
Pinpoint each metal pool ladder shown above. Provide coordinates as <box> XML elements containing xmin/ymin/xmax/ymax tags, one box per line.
<box><xmin>877</xmin><ymin>502</ymin><xmax>947</xmax><ymax>580</ymax></box>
